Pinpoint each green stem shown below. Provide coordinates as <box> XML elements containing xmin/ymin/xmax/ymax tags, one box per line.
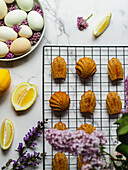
<box><xmin>84</xmin><ymin>14</ymin><xmax>93</xmax><ymax>21</ymax></box>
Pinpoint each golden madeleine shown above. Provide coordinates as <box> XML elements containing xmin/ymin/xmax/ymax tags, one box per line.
<box><xmin>49</xmin><ymin>91</ymin><xmax>70</xmax><ymax>112</ymax></box>
<box><xmin>108</xmin><ymin>58</ymin><xmax>123</xmax><ymax>81</ymax></box>
<box><xmin>106</xmin><ymin>91</ymin><xmax>122</xmax><ymax>115</ymax></box>
<box><xmin>53</xmin><ymin>152</ymin><xmax>68</xmax><ymax>170</ymax></box>
<box><xmin>80</xmin><ymin>90</ymin><xmax>96</xmax><ymax>115</ymax></box>
<box><xmin>54</xmin><ymin>122</ymin><xmax>67</xmax><ymax>130</ymax></box>
<box><xmin>75</xmin><ymin>57</ymin><xmax>97</xmax><ymax>79</ymax></box>
<box><xmin>51</xmin><ymin>56</ymin><xmax>67</xmax><ymax>80</ymax></box>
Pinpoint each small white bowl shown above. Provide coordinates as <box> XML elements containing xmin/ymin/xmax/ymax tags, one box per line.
<box><xmin>0</xmin><ymin>0</ymin><xmax>45</xmax><ymax>61</ymax></box>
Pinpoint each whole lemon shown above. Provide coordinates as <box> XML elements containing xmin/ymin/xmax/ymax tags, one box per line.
<box><xmin>0</xmin><ymin>68</ymin><xmax>11</xmax><ymax>96</ymax></box>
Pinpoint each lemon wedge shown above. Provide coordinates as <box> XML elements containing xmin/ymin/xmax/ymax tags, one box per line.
<box><xmin>0</xmin><ymin>118</ymin><xmax>14</xmax><ymax>150</ymax></box>
<box><xmin>93</xmin><ymin>13</ymin><xmax>112</xmax><ymax>37</ymax></box>
<box><xmin>11</xmin><ymin>82</ymin><xmax>37</xmax><ymax>111</ymax></box>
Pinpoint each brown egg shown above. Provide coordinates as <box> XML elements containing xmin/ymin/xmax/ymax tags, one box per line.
<box><xmin>10</xmin><ymin>37</ymin><xmax>31</xmax><ymax>56</ymax></box>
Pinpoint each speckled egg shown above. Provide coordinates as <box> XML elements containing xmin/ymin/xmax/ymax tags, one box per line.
<box><xmin>4</xmin><ymin>0</ymin><xmax>15</xmax><ymax>3</ymax></box>
<box><xmin>0</xmin><ymin>26</ymin><xmax>18</xmax><ymax>42</ymax></box>
<box><xmin>4</xmin><ymin>9</ymin><xmax>27</xmax><ymax>27</ymax></box>
<box><xmin>16</xmin><ymin>0</ymin><xmax>33</xmax><ymax>12</ymax></box>
<box><xmin>0</xmin><ymin>0</ymin><xmax>7</xmax><ymax>19</ymax></box>
<box><xmin>19</xmin><ymin>25</ymin><xmax>32</xmax><ymax>38</ymax></box>
<box><xmin>27</xmin><ymin>11</ymin><xmax>44</xmax><ymax>31</ymax></box>
<box><xmin>0</xmin><ymin>42</ymin><xmax>9</xmax><ymax>58</ymax></box>
<box><xmin>10</xmin><ymin>37</ymin><xmax>31</xmax><ymax>56</ymax></box>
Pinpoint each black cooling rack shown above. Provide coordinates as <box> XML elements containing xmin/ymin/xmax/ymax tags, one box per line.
<box><xmin>43</xmin><ymin>46</ymin><xmax>128</xmax><ymax>170</ymax></box>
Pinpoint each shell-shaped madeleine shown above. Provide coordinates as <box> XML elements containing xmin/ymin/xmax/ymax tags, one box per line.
<box><xmin>80</xmin><ymin>90</ymin><xmax>96</xmax><ymax>114</ymax></box>
<box><xmin>51</xmin><ymin>56</ymin><xmax>67</xmax><ymax>80</ymax></box>
<box><xmin>108</xmin><ymin>58</ymin><xmax>124</xmax><ymax>81</ymax></box>
<box><xmin>78</xmin><ymin>156</ymin><xmax>90</xmax><ymax>170</ymax></box>
<box><xmin>106</xmin><ymin>91</ymin><xmax>122</xmax><ymax>115</ymax></box>
<box><xmin>78</xmin><ymin>123</ymin><xmax>95</xmax><ymax>135</ymax></box>
<box><xmin>53</xmin><ymin>152</ymin><xmax>69</xmax><ymax>170</ymax></box>
<box><xmin>54</xmin><ymin>122</ymin><xmax>67</xmax><ymax>130</ymax></box>
<box><xmin>49</xmin><ymin>91</ymin><xmax>70</xmax><ymax>112</ymax></box>
<box><xmin>75</xmin><ymin>57</ymin><xmax>97</xmax><ymax>79</ymax></box>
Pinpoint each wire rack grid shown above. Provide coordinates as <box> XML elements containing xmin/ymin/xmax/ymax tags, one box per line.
<box><xmin>43</xmin><ymin>46</ymin><xmax>128</xmax><ymax>170</ymax></box>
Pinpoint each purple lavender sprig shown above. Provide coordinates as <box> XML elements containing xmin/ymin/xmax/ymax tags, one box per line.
<box><xmin>77</xmin><ymin>14</ymin><xmax>93</xmax><ymax>31</ymax></box>
<box><xmin>33</xmin><ymin>4</ymin><xmax>43</xmax><ymax>16</ymax></box>
<box><xmin>2</xmin><ymin>120</ymin><xmax>48</xmax><ymax>170</ymax></box>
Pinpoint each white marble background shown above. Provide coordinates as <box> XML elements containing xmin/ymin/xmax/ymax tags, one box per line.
<box><xmin>0</xmin><ymin>0</ymin><xmax>128</xmax><ymax>169</ymax></box>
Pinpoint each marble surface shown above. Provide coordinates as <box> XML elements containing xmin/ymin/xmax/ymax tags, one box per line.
<box><xmin>0</xmin><ymin>0</ymin><xmax>128</xmax><ymax>169</ymax></box>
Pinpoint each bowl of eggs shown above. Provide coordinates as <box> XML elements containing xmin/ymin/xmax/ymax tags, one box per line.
<box><xmin>0</xmin><ymin>0</ymin><xmax>45</xmax><ymax>61</ymax></box>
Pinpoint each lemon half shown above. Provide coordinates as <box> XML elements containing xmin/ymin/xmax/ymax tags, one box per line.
<box><xmin>93</xmin><ymin>13</ymin><xmax>112</xmax><ymax>37</ymax></box>
<box><xmin>11</xmin><ymin>82</ymin><xmax>37</xmax><ymax>111</ymax></box>
<box><xmin>0</xmin><ymin>118</ymin><xmax>14</xmax><ymax>150</ymax></box>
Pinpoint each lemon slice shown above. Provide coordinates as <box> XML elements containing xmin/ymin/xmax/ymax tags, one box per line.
<box><xmin>0</xmin><ymin>118</ymin><xmax>14</xmax><ymax>150</ymax></box>
<box><xmin>11</xmin><ymin>82</ymin><xmax>37</xmax><ymax>111</ymax></box>
<box><xmin>93</xmin><ymin>13</ymin><xmax>112</xmax><ymax>36</ymax></box>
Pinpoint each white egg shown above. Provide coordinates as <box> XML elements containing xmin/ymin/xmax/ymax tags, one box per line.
<box><xmin>0</xmin><ymin>0</ymin><xmax>7</xmax><ymax>19</ymax></box>
<box><xmin>16</xmin><ymin>0</ymin><xmax>33</xmax><ymax>12</ymax></box>
<box><xmin>4</xmin><ymin>0</ymin><xmax>15</xmax><ymax>4</ymax></box>
<box><xmin>0</xmin><ymin>26</ymin><xmax>18</xmax><ymax>42</ymax></box>
<box><xmin>0</xmin><ymin>42</ymin><xmax>9</xmax><ymax>58</ymax></box>
<box><xmin>4</xmin><ymin>9</ymin><xmax>27</xmax><ymax>27</ymax></box>
<box><xmin>19</xmin><ymin>25</ymin><xmax>32</xmax><ymax>38</ymax></box>
<box><xmin>27</xmin><ymin>11</ymin><xmax>44</xmax><ymax>31</ymax></box>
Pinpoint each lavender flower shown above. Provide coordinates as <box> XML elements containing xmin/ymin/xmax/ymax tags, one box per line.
<box><xmin>13</xmin><ymin>25</ymin><xmax>21</xmax><ymax>33</ymax></box>
<box><xmin>5</xmin><ymin>40</ymin><xmax>12</xmax><ymax>48</ymax></box>
<box><xmin>0</xmin><ymin>21</ymin><xmax>5</xmax><ymax>26</ymax></box>
<box><xmin>5</xmin><ymin>53</ymin><xmax>14</xmax><ymax>59</ymax></box>
<box><xmin>33</xmin><ymin>4</ymin><xmax>43</xmax><ymax>16</ymax></box>
<box><xmin>121</xmin><ymin>75</ymin><xmax>128</xmax><ymax>113</ymax></box>
<box><xmin>77</xmin><ymin>14</ymin><xmax>93</xmax><ymax>31</ymax></box>
<box><xmin>21</xmin><ymin>20</ymin><xmax>28</xmax><ymax>26</ymax></box>
<box><xmin>45</xmin><ymin>128</ymin><xmax>108</xmax><ymax>169</ymax></box>
<box><xmin>2</xmin><ymin>120</ymin><xmax>47</xmax><ymax>170</ymax></box>
<box><xmin>29</xmin><ymin>32</ymin><xmax>41</xmax><ymax>45</ymax></box>
<box><xmin>8</xmin><ymin>4</ymin><xmax>17</xmax><ymax>12</ymax></box>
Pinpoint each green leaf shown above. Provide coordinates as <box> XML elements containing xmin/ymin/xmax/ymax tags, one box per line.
<box><xmin>115</xmin><ymin>116</ymin><xmax>123</xmax><ymax>125</ymax></box>
<box><xmin>116</xmin><ymin>144</ymin><xmax>128</xmax><ymax>158</ymax></box>
<box><xmin>117</xmin><ymin>125</ymin><xmax>128</xmax><ymax>136</ymax></box>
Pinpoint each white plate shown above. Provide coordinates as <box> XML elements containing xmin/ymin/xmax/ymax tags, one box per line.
<box><xmin>0</xmin><ymin>0</ymin><xmax>45</xmax><ymax>61</ymax></box>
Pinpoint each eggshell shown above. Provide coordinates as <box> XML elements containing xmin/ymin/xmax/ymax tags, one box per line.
<box><xmin>4</xmin><ymin>0</ymin><xmax>15</xmax><ymax>4</ymax></box>
<box><xmin>0</xmin><ymin>42</ymin><xmax>9</xmax><ymax>58</ymax></box>
<box><xmin>27</xmin><ymin>11</ymin><xmax>44</xmax><ymax>31</ymax></box>
<box><xmin>0</xmin><ymin>26</ymin><xmax>18</xmax><ymax>42</ymax></box>
<box><xmin>0</xmin><ymin>0</ymin><xmax>7</xmax><ymax>19</ymax></box>
<box><xmin>19</xmin><ymin>25</ymin><xmax>32</xmax><ymax>38</ymax></box>
<box><xmin>16</xmin><ymin>0</ymin><xmax>33</xmax><ymax>12</ymax></box>
<box><xmin>4</xmin><ymin>9</ymin><xmax>27</xmax><ymax>27</ymax></box>
<box><xmin>10</xmin><ymin>37</ymin><xmax>31</xmax><ymax>56</ymax></box>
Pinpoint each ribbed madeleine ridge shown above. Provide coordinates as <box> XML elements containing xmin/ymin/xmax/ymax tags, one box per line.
<box><xmin>75</xmin><ymin>57</ymin><xmax>97</xmax><ymax>79</ymax></box>
<box><xmin>49</xmin><ymin>91</ymin><xmax>70</xmax><ymax>112</ymax></box>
